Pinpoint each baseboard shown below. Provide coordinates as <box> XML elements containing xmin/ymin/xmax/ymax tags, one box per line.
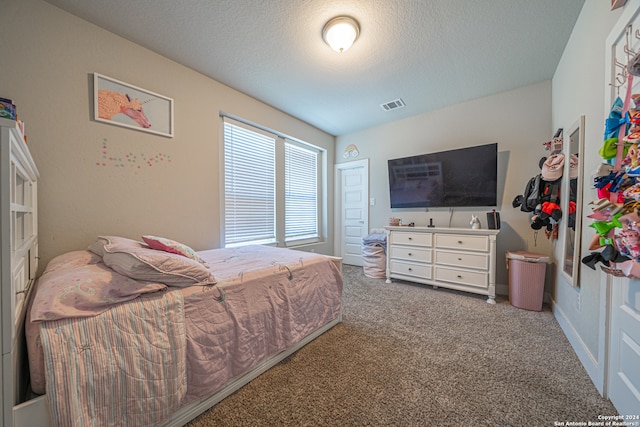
<box><xmin>552</xmin><ymin>299</ymin><xmax>604</xmax><ymax>395</ymax></box>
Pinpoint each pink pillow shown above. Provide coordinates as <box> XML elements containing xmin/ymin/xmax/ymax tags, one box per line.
<box><xmin>44</xmin><ymin>250</ymin><xmax>103</xmax><ymax>273</ymax></box>
<box><xmin>99</xmin><ymin>236</ymin><xmax>216</xmax><ymax>287</ymax></box>
<box><xmin>142</xmin><ymin>235</ymin><xmax>209</xmax><ymax>267</ymax></box>
<box><xmin>30</xmin><ymin>263</ymin><xmax>167</xmax><ymax>321</ymax></box>
<box><xmin>87</xmin><ymin>236</ymin><xmax>216</xmax><ymax>287</ymax></box>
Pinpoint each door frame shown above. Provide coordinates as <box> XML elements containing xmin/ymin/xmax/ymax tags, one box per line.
<box><xmin>334</xmin><ymin>159</ymin><xmax>369</xmax><ymax>262</ymax></box>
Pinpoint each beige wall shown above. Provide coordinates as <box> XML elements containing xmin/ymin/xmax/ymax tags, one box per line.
<box><xmin>336</xmin><ymin>81</ymin><xmax>555</xmax><ymax>289</ymax></box>
<box><xmin>0</xmin><ymin>0</ymin><xmax>336</xmax><ymax>269</ymax></box>
<box><xmin>551</xmin><ymin>0</ymin><xmax>623</xmax><ymax>388</ymax></box>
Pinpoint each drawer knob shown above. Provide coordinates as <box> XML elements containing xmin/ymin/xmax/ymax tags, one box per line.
<box><xmin>408</xmin><ymin>252</ymin><xmax>412</xmax><ymax>256</ymax></box>
<box><xmin>457</xmin><ymin>275</ymin><xmax>462</xmax><ymax>278</ymax></box>
<box><xmin>408</xmin><ymin>268</ymin><xmax>413</xmax><ymax>271</ymax></box>
<box><xmin>458</xmin><ymin>258</ymin><xmax>462</xmax><ymax>261</ymax></box>
<box><xmin>458</xmin><ymin>240</ymin><xmax>463</xmax><ymax>244</ymax></box>
<box><xmin>408</xmin><ymin>237</ymin><xmax>413</xmax><ymax>240</ymax></box>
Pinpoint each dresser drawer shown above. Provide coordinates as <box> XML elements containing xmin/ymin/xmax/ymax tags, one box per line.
<box><xmin>435</xmin><ymin>234</ymin><xmax>489</xmax><ymax>252</ymax></box>
<box><xmin>390</xmin><ymin>246</ymin><xmax>432</xmax><ymax>263</ymax></box>
<box><xmin>390</xmin><ymin>260</ymin><xmax>432</xmax><ymax>280</ymax></box>
<box><xmin>434</xmin><ymin>250</ymin><xmax>488</xmax><ymax>270</ymax></box>
<box><xmin>434</xmin><ymin>266</ymin><xmax>488</xmax><ymax>289</ymax></box>
<box><xmin>389</xmin><ymin>232</ymin><xmax>432</xmax><ymax>247</ymax></box>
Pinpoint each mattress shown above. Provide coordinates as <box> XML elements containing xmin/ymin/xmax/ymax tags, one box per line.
<box><xmin>26</xmin><ymin>244</ymin><xmax>342</xmax><ymax>426</ymax></box>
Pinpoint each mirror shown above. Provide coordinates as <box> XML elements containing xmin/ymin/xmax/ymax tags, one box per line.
<box><xmin>561</xmin><ymin>115</ymin><xmax>585</xmax><ymax>287</ymax></box>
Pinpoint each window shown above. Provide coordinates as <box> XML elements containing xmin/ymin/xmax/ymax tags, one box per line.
<box><xmin>285</xmin><ymin>141</ymin><xmax>318</xmax><ymax>242</ymax></box>
<box><xmin>222</xmin><ymin>117</ymin><xmax>321</xmax><ymax>247</ymax></box>
<box><xmin>223</xmin><ymin>122</ymin><xmax>276</xmax><ymax>246</ymax></box>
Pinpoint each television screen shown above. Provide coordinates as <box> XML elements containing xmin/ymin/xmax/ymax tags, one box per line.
<box><xmin>388</xmin><ymin>143</ymin><xmax>498</xmax><ymax>208</ymax></box>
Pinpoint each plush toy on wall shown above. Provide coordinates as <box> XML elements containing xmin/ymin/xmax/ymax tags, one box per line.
<box><xmin>512</xmin><ymin>152</ymin><xmax>564</xmax><ymax>238</ymax></box>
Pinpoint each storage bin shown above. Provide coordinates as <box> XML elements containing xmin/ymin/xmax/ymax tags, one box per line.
<box><xmin>362</xmin><ymin>232</ymin><xmax>387</xmax><ymax>279</ymax></box>
<box><xmin>362</xmin><ymin>244</ymin><xmax>386</xmax><ymax>278</ymax></box>
<box><xmin>506</xmin><ymin>251</ymin><xmax>549</xmax><ymax>311</ymax></box>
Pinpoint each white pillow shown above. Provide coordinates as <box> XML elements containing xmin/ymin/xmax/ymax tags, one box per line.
<box><xmin>92</xmin><ymin>236</ymin><xmax>217</xmax><ymax>287</ymax></box>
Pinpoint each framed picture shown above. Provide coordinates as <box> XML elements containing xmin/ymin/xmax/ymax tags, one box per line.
<box><xmin>93</xmin><ymin>73</ymin><xmax>174</xmax><ymax>138</ymax></box>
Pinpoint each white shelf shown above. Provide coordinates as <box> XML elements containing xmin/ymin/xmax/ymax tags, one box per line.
<box><xmin>0</xmin><ymin>116</ymin><xmax>39</xmax><ymax>425</ymax></box>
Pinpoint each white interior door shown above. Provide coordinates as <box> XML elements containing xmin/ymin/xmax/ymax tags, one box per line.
<box><xmin>608</xmin><ymin>276</ymin><xmax>640</xmax><ymax>414</ymax></box>
<box><xmin>335</xmin><ymin>160</ymin><xmax>369</xmax><ymax>266</ymax></box>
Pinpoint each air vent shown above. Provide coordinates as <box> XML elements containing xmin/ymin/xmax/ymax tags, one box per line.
<box><xmin>380</xmin><ymin>98</ymin><xmax>406</xmax><ymax>111</ymax></box>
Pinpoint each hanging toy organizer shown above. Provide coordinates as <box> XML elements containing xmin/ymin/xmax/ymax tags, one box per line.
<box><xmin>512</xmin><ymin>128</ymin><xmax>566</xmax><ymax>243</ymax></box>
<box><xmin>583</xmin><ymin>24</ymin><xmax>640</xmax><ymax>278</ymax></box>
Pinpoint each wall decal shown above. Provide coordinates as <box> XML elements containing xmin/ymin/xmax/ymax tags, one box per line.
<box><xmin>97</xmin><ymin>138</ymin><xmax>172</xmax><ymax>168</ymax></box>
<box><xmin>343</xmin><ymin>143</ymin><xmax>359</xmax><ymax>158</ymax></box>
<box><xmin>93</xmin><ymin>73</ymin><xmax>174</xmax><ymax>138</ymax></box>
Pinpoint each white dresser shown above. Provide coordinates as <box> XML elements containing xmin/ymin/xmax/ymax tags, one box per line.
<box><xmin>385</xmin><ymin>226</ymin><xmax>499</xmax><ymax>303</ymax></box>
<box><xmin>0</xmin><ymin>117</ymin><xmax>39</xmax><ymax>427</ymax></box>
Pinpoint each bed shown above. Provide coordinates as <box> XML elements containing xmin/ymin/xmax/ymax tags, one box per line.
<box><xmin>17</xmin><ymin>235</ymin><xmax>343</xmax><ymax>427</ymax></box>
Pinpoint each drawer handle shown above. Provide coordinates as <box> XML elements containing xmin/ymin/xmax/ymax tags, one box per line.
<box><xmin>408</xmin><ymin>237</ymin><xmax>413</xmax><ymax>240</ymax></box>
<box><xmin>457</xmin><ymin>275</ymin><xmax>462</xmax><ymax>278</ymax></box>
<box><xmin>458</xmin><ymin>258</ymin><xmax>462</xmax><ymax>261</ymax></box>
<box><xmin>408</xmin><ymin>268</ymin><xmax>413</xmax><ymax>271</ymax></box>
<box><xmin>458</xmin><ymin>240</ymin><xmax>463</xmax><ymax>244</ymax></box>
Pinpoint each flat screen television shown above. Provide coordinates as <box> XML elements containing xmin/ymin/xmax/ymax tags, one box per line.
<box><xmin>388</xmin><ymin>143</ymin><xmax>498</xmax><ymax>208</ymax></box>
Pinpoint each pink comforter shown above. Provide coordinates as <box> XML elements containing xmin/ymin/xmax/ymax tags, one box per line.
<box><xmin>27</xmin><ymin>245</ymin><xmax>343</xmax><ymax>427</ymax></box>
<box><xmin>181</xmin><ymin>245</ymin><xmax>343</xmax><ymax>403</ymax></box>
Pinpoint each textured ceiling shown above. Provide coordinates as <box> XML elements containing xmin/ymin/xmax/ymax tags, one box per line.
<box><xmin>44</xmin><ymin>0</ymin><xmax>585</xmax><ymax>136</ymax></box>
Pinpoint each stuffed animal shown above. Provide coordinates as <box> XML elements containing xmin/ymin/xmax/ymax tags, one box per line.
<box><xmin>470</xmin><ymin>214</ymin><xmax>480</xmax><ymax>229</ymax></box>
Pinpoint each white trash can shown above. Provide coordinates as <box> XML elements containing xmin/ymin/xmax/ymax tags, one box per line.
<box><xmin>506</xmin><ymin>251</ymin><xmax>549</xmax><ymax>311</ymax></box>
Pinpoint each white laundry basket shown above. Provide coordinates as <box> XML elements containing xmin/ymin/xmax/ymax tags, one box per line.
<box><xmin>362</xmin><ymin>231</ymin><xmax>387</xmax><ymax>279</ymax></box>
<box><xmin>362</xmin><ymin>244</ymin><xmax>386</xmax><ymax>279</ymax></box>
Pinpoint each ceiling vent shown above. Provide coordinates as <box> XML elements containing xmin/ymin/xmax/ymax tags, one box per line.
<box><xmin>380</xmin><ymin>98</ymin><xmax>406</xmax><ymax>112</ymax></box>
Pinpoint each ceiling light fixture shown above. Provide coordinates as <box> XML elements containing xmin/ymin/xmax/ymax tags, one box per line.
<box><xmin>322</xmin><ymin>16</ymin><xmax>360</xmax><ymax>53</ymax></box>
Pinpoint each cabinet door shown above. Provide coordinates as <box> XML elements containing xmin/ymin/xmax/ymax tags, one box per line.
<box><xmin>29</xmin><ymin>243</ymin><xmax>38</xmax><ymax>280</ymax></box>
<box><xmin>11</xmin><ymin>258</ymin><xmax>26</xmax><ymax>343</ymax></box>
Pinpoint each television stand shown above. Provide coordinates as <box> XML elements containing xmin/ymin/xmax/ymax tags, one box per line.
<box><xmin>384</xmin><ymin>226</ymin><xmax>499</xmax><ymax>303</ymax></box>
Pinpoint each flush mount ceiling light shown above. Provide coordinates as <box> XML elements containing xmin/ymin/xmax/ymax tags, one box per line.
<box><xmin>322</xmin><ymin>16</ymin><xmax>360</xmax><ymax>53</ymax></box>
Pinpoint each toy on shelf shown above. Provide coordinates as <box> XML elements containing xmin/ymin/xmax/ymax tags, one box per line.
<box><xmin>0</xmin><ymin>97</ymin><xmax>16</xmax><ymax>120</ymax></box>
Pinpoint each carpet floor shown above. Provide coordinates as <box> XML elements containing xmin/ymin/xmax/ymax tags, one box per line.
<box><xmin>186</xmin><ymin>265</ymin><xmax>617</xmax><ymax>426</ymax></box>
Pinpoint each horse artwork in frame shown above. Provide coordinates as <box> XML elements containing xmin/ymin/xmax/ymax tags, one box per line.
<box><xmin>93</xmin><ymin>73</ymin><xmax>174</xmax><ymax>138</ymax></box>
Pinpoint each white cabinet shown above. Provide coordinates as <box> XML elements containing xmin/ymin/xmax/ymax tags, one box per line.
<box><xmin>385</xmin><ymin>226</ymin><xmax>498</xmax><ymax>303</ymax></box>
<box><xmin>0</xmin><ymin>117</ymin><xmax>39</xmax><ymax>426</ymax></box>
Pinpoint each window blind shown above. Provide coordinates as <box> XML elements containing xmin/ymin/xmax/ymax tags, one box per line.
<box><xmin>284</xmin><ymin>141</ymin><xmax>319</xmax><ymax>242</ymax></box>
<box><xmin>223</xmin><ymin>122</ymin><xmax>276</xmax><ymax>246</ymax></box>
